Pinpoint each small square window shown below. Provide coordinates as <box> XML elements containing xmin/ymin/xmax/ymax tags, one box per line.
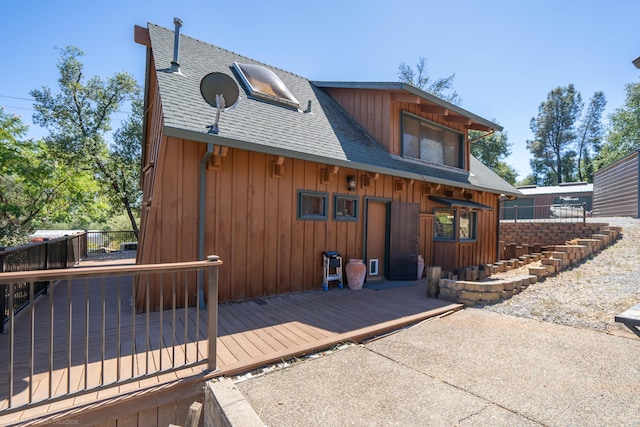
<box><xmin>298</xmin><ymin>191</ymin><xmax>328</xmax><ymax>220</ymax></box>
<box><xmin>434</xmin><ymin>210</ymin><xmax>455</xmax><ymax>240</ymax></box>
<box><xmin>459</xmin><ymin>210</ymin><xmax>477</xmax><ymax>241</ymax></box>
<box><xmin>334</xmin><ymin>195</ymin><xmax>358</xmax><ymax>221</ymax></box>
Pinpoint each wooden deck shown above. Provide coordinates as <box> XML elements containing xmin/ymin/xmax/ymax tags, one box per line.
<box><xmin>1</xmin><ymin>276</ymin><xmax>461</xmax><ymax>425</ymax></box>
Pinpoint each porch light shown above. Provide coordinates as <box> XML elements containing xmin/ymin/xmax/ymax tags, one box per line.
<box><xmin>346</xmin><ymin>175</ymin><xmax>357</xmax><ymax>191</ymax></box>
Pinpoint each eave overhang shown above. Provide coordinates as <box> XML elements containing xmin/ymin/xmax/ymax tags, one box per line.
<box><xmin>164</xmin><ymin>125</ymin><xmax>519</xmax><ymax>198</ymax></box>
<box><xmin>428</xmin><ymin>196</ymin><xmax>494</xmax><ymax>210</ymax></box>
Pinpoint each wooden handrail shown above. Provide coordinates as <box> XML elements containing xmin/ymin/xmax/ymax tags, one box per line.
<box><xmin>0</xmin><ymin>258</ymin><xmax>223</xmax><ymax>284</ymax></box>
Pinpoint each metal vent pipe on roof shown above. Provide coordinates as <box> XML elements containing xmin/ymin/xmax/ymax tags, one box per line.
<box><xmin>171</xmin><ymin>17</ymin><xmax>183</xmax><ymax>73</ymax></box>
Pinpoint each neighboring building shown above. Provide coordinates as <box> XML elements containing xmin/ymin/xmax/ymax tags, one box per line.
<box><xmin>593</xmin><ymin>150</ymin><xmax>639</xmax><ymax>217</ymax></box>
<box><xmin>133</xmin><ymin>22</ymin><xmax>520</xmax><ymax>307</ymax></box>
<box><xmin>502</xmin><ymin>182</ymin><xmax>593</xmax><ymax>220</ymax></box>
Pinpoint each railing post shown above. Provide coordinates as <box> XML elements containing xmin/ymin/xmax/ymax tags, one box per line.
<box><xmin>583</xmin><ymin>202</ymin><xmax>587</xmax><ymax>224</ymax></box>
<box><xmin>514</xmin><ymin>205</ymin><xmax>518</xmax><ymax>224</ymax></box>
<box><xmin>0</xmin><ymin>251</ymin><xmax>4</xmax><ymax>334</ymax></box>
<box><xmin>0</xmin><ymin>283</ymin><xmax>5</xmax><ymax>334</ymax></box>
<box><xmin>207</xmin><ymin>255</ymin><xmax>220</xmax><ymax>372</ymax></box>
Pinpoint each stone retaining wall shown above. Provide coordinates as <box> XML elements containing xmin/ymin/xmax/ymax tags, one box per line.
<box><xmin>499</xmin><ymin>222</ymin><xmax>609</xmax><ymax>247</ymax></box>
<box><xmin>436</xmin><ymin>225</ymin><xmax>622</xmax><ymax>307</ymax></box>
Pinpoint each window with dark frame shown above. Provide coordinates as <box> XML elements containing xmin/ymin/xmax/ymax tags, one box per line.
<box><xmin>434</xmin><ymin>209</ymin><xmax>478</xmax><ymax>241</ymax></box>
<box><xmin>298</xmin><ymin>190</ymin><xmax>328</xmax><ymax>220</ymax></box>
<box><xmin>434</xmin><ymin>210</ymin><xmax>455</xmax><ymax>240</ymax></box>
<box><xmin>459</xmin><ymin>210</ymin><xmax>477</xmax><ymax>240</ymax></box>
<box><xmin>402</xmin><ymin>112</ymin><xmax>464</xmax><ymax>169</ymax></box>
<box><xmin>334</xmin><ymin>194</ymin><xmax>358</xmax><ymax>221</ymax></box>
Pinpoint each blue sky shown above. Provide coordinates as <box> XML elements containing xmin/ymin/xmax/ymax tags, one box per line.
<box><xmin>3</xmin><ymin>0</ymin><xmax>640</xmax><ymax>180</ymax></box>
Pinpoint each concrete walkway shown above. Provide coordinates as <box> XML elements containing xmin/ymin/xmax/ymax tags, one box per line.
<box><xmin>236</xmin><ymin>308</ymin><xmax>640</xmax><ymax>426</ymax></box>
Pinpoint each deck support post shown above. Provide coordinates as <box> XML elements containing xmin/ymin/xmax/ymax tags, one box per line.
<box><xmin>207</xmin><ymin>255</ymin><xmax>220</xmax><ymax>372</ymax></box>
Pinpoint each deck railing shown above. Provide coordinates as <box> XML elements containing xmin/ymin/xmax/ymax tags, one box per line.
<box><xmin>0</xmin><ymin>233</ymin><xmax>88</xmax><ymax>333</ymax></box>
<box><xmin>85</xmin><ymin>230</ymin><xmax>138</xmax><ymax>259</ymax></box>
<box><xmin>501</xmin><ymin>202</ymin><xmax>589</xmax><ymax>223</ymax></box>
<box><xmin>0</xmin><ymin>257</ymin><xmax>221</xmax><ymax>415</ymax></box>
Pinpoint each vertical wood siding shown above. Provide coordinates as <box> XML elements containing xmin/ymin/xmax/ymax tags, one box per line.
<box><xmin>138</xmin><ymin>137</ymin><xmax>500</xmax><ymax>304</ymax></box>
<box><xmin>593</xmin><ymin>151</ymin><xmax>639</xmax><ymax>217</ymax></box>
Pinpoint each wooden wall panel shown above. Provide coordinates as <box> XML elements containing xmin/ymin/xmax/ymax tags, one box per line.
<box><xmin>263</xmin><ymin>155</ymin><xmax>279</xmax><ymax>296</ymax></box>
<box><xmin>232</xmin><ymin>149</ymin><xmax>249</xmax><ymax>300</ymax></box>
<box><xmin>433</xmin><ymin>242</ymin><xmax>456</xmax><ymax>270</ymax></box>
<box><xmin>419</xmin><ymin>214</ymin><xmax>434</xmax><ymax>266</ymax></box>
<box><xmin>277</xmin><ymin>159</ymin><xmax>293</xmax><ymax>295</ymax></box>
<box><xmin>325</xmin><ymin>88</ymin><xmax>393</xmax><ymax>152</ymax></box>
<box><xmin>139</xmin><ymin>138</ymin><xmax>503</xmax><ymax>303</ymax></box>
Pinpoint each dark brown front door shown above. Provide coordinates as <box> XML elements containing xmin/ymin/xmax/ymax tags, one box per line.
<box><xmin>388</xmin><ymin>202</ymin><xmax>419</xmax><ymax>280</ymax></box>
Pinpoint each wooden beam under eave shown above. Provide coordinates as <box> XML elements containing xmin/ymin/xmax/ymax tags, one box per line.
<box><xmin>467</xmin><ymin>123</ymin><xmax>491</xmax><ymax>132</ymax></box>
<box><xmin>367</xmin><ymin>172</ymin><xmax>380</xmax><ymax>180</ymax></box>
<box><xmin>134</xmin><ymin>25</ymin><xmax>151</xmax><ymax>47</ymax></box>
<box><xmin>392</xmin><ymin>93</ymin><xmax>422</xmax><ymax>104</ymax></box>
<box><xmin>444</xmin><ymin>115</ymin><xmax>472</xmax><ymax>125</ymax></box>
<box><xmin>420</xmin><ymin>105</ymin><xmax>448</xmax><ymax>115</ymax></box>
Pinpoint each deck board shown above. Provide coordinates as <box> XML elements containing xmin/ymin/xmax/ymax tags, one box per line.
<box><xmin>1</xmin><ymin>278</ymin><xmax>461</xmax><ymax>425</ymax></box>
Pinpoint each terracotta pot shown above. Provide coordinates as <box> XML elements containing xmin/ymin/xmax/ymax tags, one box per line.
<box><xmin>345</xmin><ymin>259</ymin><xmax>366</xmax><ymax>290</ymax></box>
<box><xmin>417</xmin><ymin>255</ymin><xmax>425</xmax><ymax>279</ymax></box>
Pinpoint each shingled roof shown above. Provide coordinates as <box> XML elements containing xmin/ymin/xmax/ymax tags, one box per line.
<box><xmin>146</xmin><ymin>23</ymin><xmax>520</xmax><ymax>197</ymax></box>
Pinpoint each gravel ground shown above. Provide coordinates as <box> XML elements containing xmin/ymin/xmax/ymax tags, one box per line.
<box><xmin>484</xmin><ymin>217</ymin><xmax>640</xmax><ymax>336</ymax></box>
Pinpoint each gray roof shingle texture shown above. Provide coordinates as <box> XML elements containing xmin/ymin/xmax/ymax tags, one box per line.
<box><xmin>147</xmin><ymin>23</ymin><xmax>519</xmax><ymax>196</ymax></box>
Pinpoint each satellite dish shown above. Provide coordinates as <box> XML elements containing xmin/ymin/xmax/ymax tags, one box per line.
<box><xmin>200</xmin><ymin>72</ymin><xmax>240</xmax><ymax>133</ymax></box>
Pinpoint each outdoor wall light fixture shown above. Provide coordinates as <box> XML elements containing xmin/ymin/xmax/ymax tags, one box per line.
<box><xmin>347</xmin><ymin>175</ymin><xmax>357</xmax><ymax>191</ymax></box>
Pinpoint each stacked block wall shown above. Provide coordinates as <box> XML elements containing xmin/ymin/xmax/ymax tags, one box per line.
<box><xmin>499</xmin><ymin>222</ymin><xmax>609</xmax><ymax>247</ymax></box>
<box><xmin>439</xmin><ymin>226</ymin><xmax>621</xmax><ymax>307</ymax></box>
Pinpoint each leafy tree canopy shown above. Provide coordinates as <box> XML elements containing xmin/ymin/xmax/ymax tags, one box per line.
<box><xmin>596</xmin><ymin>80</ymin><xmax>640</xmax><ymax>168</ymax></box>
<box><xmin>0</xmin><ymin>108</ymin><xmax>102</xmax><ymax>246</ymax></box>
<box><xmin>30</xmin><ymin>46</ymin><xmax>142</xmax><ymax>235</ymax></box>
<box><xmin>397</xmin><ymin>57</ymin><xmax>462</xmax><ymax>105</ymax></box>
<box><xmin>527</xmin><ymin>84</ymin><xmax>583</xmax><ymax>185</ymax></box>
<box><xmin>469</xmin><ymin>128</ymin><xmax>518</xmax><ymax>185</ymax></box>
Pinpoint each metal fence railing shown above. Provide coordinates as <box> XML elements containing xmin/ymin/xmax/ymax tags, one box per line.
<box><xmin>500</xmin><ymin>202</ymin><xmax>589</xmax><ymax>223</ymax></box>
<box><xmin>0</xmin><ymin>257</ymin><xmax>221</xmax><ymax>415</ymax></box>
<box><xmin>0</xmin><ymin>233</ymin><xmax>87</xmax><ymax>333</ymax></box>
<box><xmin>85</xmin><ymin>230</ymin><xmax>138</xmax><ymax>258</ymax></box>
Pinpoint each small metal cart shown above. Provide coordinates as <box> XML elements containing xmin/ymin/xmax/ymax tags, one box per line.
<box><xmin>322</xmin><ymin>251</ymin><xmax>343</xmax><ymax>291</ymax></box>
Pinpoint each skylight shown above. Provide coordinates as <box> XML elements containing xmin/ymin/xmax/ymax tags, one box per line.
<box><xmin>233</xmin><ymin>62</ymin><xmax>300</xmax><ymax>110</ymax></box>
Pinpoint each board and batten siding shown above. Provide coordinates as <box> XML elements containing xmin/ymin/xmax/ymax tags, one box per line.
<box><xmin>593</xmin><ymin>150</ymin><xmax>639</xmax><ymax>217</ymax></box>
<box><xmin>137</xmin><ymin>140</ymin><xmax>500</xmax><ymax>305</ymax></box>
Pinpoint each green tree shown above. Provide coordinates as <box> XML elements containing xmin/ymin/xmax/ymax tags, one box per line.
<box><xmin>31</xmin><ymin>46</ymin><xmax>142</xmax><ymax>235</ymax></box>
<box><xmin>0</xmin><ymin>109</ymin><xmax>96</xmax><ymax>246</ymax></box>
<box><xmin>597</xmin><ymin>80</ymin><xmax>640</xmax><ymax>168</ymax></box>
<box><xmin>527</xmin><ymin>84</ymin><xmax>583</xmax><ymax>185</ymax></box>
<box><xmin>469</xmin><ymin>128</ymin><xmax>518</xmax><ymax>185</ymax></box>
<box><xmin>106</xmin><ymin>94</ymin><xmax>143</xmax><ymax>227</ymax></box>
<box><xmin>397</xmin><ymin>57</ymin><xmax>462</xmax><ymax>105</ymax></box>
<box><xmin>576</xmin><ymin>91</ymin><xmax>606</xmax><ymax>182</ymax></box>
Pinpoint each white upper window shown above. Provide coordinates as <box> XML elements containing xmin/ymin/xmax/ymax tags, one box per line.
<box><xmin>402</xmin><ymin>112</ymin><xmax>464</xmax><ymax>169</ymax></box>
